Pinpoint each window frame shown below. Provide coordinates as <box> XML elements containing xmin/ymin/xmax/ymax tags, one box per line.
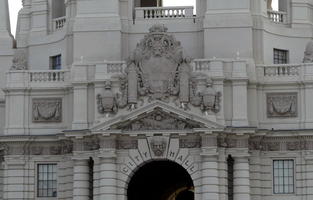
<box><xmin>272</xmin><ymin>159</ymin><xmax>295</xmax><ymax>195</ymax></box>
<box><xmin>50</xmin><ymin>54</ymin><xmax>62</xmax><ymax>70</ymax></box>
<box><xmin>36</xmin><ymin>163</ymin><xmax>58</xmax><ymax>198</ymax></box>
<box><xmin>273</xmin><ymin>48</ymin><xmax>289</xmax><ymax>64</ymax></box>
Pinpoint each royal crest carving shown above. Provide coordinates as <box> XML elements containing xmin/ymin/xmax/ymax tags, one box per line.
<box><xmin>32</xmin><ymin>98</ymin><xmax>62</xmax><ymax>122</ymax></box>
<box><xmin>11</xmin><ymin>49</ymin><xmax>27</xmax><ymax>70</ymax></box>
<box><xmin>97</xmin><ymin>81</ymin><xmax>118</xmax><ymax>115</ymax></box>
<box><xmin>267</xmin><ymin>93</ymin><xmax>297</xmax><ymax>118</ymax></box>
<box><xmin>110</xmin><ymin>108</ymin><xmax>205</xmax><ymax>131</ymax></box>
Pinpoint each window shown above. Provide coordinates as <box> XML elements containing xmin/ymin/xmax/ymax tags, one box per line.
<box><xmin>273</xmin><ymin>160</ymin><xmax>294</xmax><ymax>194</ymax></box>
<box><xmin>50</xmin><ymin>55</ymin><xmax>62</xmax><ymax>70</ymax></box>
<box><xmin>274</xmin><ymin>49</ymin><xmax>288</xmax><ymax>64</ymax></box>
<box><xmin>88</xmin><ymin>158</ymin><xmax>94</xmax><ymax>200</ymax></box>
<box><xmin>227</xmin><ymin>155</ymin><xmax>234</xmax><ymax>200</ymax></box>
<box><xmin>52</xmin><ymin>0</ymin><xmax>66</xmax><ymax>19</ymax></box>
<box><xmin>37</xmin><ymin>164</ymin><xmax>57</xmax><ymax>197</ymax></box>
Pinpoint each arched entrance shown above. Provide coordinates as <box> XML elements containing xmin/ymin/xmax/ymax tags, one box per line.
<box><xmin>127</xmin><ymin>160</ymin><xmax>194</xmax><ymax>200</ymax></box>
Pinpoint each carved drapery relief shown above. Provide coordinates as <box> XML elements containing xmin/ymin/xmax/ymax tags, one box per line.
<box><xmin>96</xmin><ymin>24</ymin><xmax>222</xmax><ymax>116</ymax></box>
<box><xmin>110</xmin><ymin>108</ymin><xmax>205</xmax><ymax>131</ymax></box>
<box><xmin>180</xmin><ymin>136</ymin><xmax>201</xmax><ymax>148</ymax></box>
<box><xmin>267</xmin><ymin>93</ymin><xmax>297</xmax><ymax>118</ymax></box>
<box><xmin>32</xmin><ymin>98</ymin><xmax>62</xmax><ymax>122</ymax></box>
<box><xmin>117</xmin><ymin>138</ymin><xmax>138</xmax><ymax>149</ymax></box>
<box><xmin>10</xmin><ymin>49</ymin><xmax>28</xmax><ymax>70</ymax></box>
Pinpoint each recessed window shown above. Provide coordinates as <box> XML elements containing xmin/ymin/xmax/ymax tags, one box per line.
<box><xmin>52</xmin><ymin>0</ymin><xmax>66</xmax><ymax>19</ymax></box>
<box><xmin>50</xmin><ymin>55</ymin><xmax>62</xmax><ymax>70</ymax></box>
<box><xmin>37</xmin><ymin>164</ymin><xmax>57</xmax><ymax>197</ymax></box>
<box><xmin>273</xmin><ymin>160</ymin><xmax>294</xmax><ymax>194</ymax></box>
<box><xmin>274</xmin><ymin>49</ymin><xmax>288</xmax><ymax>64</ymax></box>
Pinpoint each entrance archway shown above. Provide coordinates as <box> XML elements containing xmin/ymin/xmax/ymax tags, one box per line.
<box><xmin>127</xmin><ymin>160</ymin><xmax>194</xmax><ymax>200</ymax></box>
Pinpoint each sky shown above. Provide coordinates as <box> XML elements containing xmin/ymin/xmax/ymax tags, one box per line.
<box><xmin>8</xmin><ymin>0</ymin><xmax>278</xmax><ymax>36</ymax></box>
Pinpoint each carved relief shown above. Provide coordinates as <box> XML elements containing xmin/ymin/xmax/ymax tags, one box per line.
<box><xmin>32</xmin><ymin>98</ymin><xmax>62</xmax><ymax>122</ymax></box>
<box><xmin>267</xmin><ymin>93</ymin><xmax>297</xmax><ymax>118</ymax></box>
<box><xmin>98</xmin><ymin>24</ymin><xmax>222</xmax><ymax>115</ymax></box>
<box><xmin>110</xmin><ymin>108</ymin><xmax>205</xmax><ymax>131</ymax></box>
<box><xmin>117</xmin><ymin>138</ymin><xmax>138</xmax><ymax>149</ymax></box>
<box><xmin>97</xmin><ymin>81</ymin><xmax>118</xmax><ymax>115</ymax></box>
<box><xmin>180</xmin><ymin>136</ymin><xmax>201</xmax><ymax>148</ymax></box>
<box><xmin>10</xmin><ymin>49</ymin><xmax>27</xmax><ymax>70</ymax></box>
<box><xmin>190</xmin><ymin>76</ymin><xmax>221</xmax><ymax>114</ymax></box>
<box><xmin>150</xmin><ymin>137</ymin><xmax>167</xmax><ymax>157</ymax></box>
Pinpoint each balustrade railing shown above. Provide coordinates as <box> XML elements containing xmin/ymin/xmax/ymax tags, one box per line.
<box><xmin>135</xmin><ymin>6</ymin><xmax>194</xmax><ymax>19</ymax></box>
<box><xmin>191</xmin><ymin>59</ymin><xmax>211</xmax><ymax>72</ymax></box>
<box><xmin>53</xmin><ymin>16</ymin><xmax>66</xmax><ymax>31</ymax></box>
<box><xmin>29</xmin><ymin>70</ymin><xmax>69</xmax><ymax>83</ymax></box>
<box><xmin>106</xmin><ymin>61</ymin><xmax>127</xmax><ymax>74</ymax></box>
<box><xmin>258</xmin><ymin>64</ymin><xmax>301</xmax><ymax>77</ymax></box>
<box><xmin>267</xmin><ymin>10</ymin><xmax>287</xmax><ymax>23</ymax></box>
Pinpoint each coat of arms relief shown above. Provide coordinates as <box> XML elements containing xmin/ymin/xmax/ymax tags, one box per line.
<box><xmin>97</xmin><ymin>24</ymin><xmax>221</xmax><ymax>116</ymax></box>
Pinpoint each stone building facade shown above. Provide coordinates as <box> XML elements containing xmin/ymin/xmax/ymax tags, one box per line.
<box><xmin>1</xmin><ymin>0</ymin><xmax>313</xmax><ymax>199</ymax></box>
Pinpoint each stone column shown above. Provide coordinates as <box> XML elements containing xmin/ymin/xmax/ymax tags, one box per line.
<box><xmin>201</xmin><ymin>134</ymin><xmax>219</xmax><ymax>200</ymax></box>
<box><xmin>73</xmin><ymin>159</ymin><xmax>90</xmax><ymax>200</ymax></box>
<box><xmin>99</xmin><ymin>136</ymin><xmax>117</xmax><ymax>200</ymax></box>
<box><xmin>233</xmin><ymin>156</ymin><xmax>250</xmax><ymax>200</ymax></box>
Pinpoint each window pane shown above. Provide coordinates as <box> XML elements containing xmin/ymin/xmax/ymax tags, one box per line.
<box><xmin>273</xmin><ymin>160</ymin><xmax>294</xmax><ymax>194</ymax></box>
<box><xmin>37</xmin><ymin>164</ymin><xmax>57</xmax><ymax>197</ymax></box>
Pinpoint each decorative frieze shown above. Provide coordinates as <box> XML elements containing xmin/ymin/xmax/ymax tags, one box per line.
<box><xmin>180</xmin><ymin>135</ymin><xmax>201</xmax><ymax>148</ymax></box>
<box><xmin>267</xmin><ymin>93</ymin><xmax>297</xmax><ymax>118</ymax></box>
<box><xmin>32</xmin><ymin>98</ymin><xmax>62</xmax><ymax>122</ymax></box>
<box><xmin>116</xmin><ymin>138</ymin><xmax>138</xmax><ymax>149</ymax></box>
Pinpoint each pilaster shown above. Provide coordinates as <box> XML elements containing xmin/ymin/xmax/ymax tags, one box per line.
<box><xmin>233</xmin><ymin>156</ymin><xmax>250</xmax><ymax>200</ymax></box>
<box><xmin>99</xmin><ymin>136</ymin><xmax>117</xmax><ymax>200</ymax></box>
<box><xmin>30</xmin><ymin>0</ymin><xmax>48</xmax><ymax>37</ymax></box>
<box><xmin>200</xmin><ymin>134</ymin><xmax>219</xmax><ymax>200</ymax></box>
<box><xmin>72</xmin><ymin>158</ymin><xmax>90</xmax><ymax>200</ymax></box>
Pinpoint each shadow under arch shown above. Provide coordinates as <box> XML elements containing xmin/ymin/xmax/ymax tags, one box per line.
<box><xmin>127</xmin><ymin>160</ymin><xmax>194</xmax><ymax>200</ymax></box>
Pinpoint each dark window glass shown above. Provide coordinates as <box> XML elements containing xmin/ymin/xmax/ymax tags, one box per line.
<box><xmin>50</xmin><ymin>55</ymin><xmax>62</xmax><ymax>70</ymax></box>
<box><xmin>274</xmin><ymin>49</ymin><xmax>288</xmax><ymax>64</ymax></box>
<box><xmin>89</xmin><ymin>157</ymin><xmax>94</xmax><ymax>200</ymax></box>
<box><xmin>273</xmin><ymin>160</ymin><xmax>294</xmax><ymax>194</ymax></box>
<box><xmin>37</xmin><ymin>164</ymin><xmax>57</xmax><ymax>197</ymax></box>
<box><xmin>227</xmin><ymin>155</ymin><xmax>234</xmax><ymax>200</ymax></box>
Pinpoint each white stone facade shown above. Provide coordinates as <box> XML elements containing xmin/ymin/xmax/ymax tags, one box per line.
<box><xmin>1</xmin><ymin>0</ymin><xmax>313</xmax><ymax>200</ymax></box>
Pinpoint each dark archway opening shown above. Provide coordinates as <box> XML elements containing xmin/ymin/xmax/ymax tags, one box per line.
<box><xmin>127</xmin><ymin>160</ymin><xmax>194</xmax><ymax>200</ymax></box>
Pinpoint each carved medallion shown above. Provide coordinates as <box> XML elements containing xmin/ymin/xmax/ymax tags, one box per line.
<box><xmin>150</xmin><ymin>137</ymin><xmax>167</xmax><ymax>157</ymax></box>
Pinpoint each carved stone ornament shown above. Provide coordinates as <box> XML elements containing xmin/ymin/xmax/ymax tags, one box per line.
<box><xmin>97</xmin><ymin>81</ymin><xmax>118</xmax><ymax>115</ymax></box>
<box><xmin>32</xmin><ymin>98</ymin><xmax>62</xmax><ymax>122</ymax></box>
<box><xmin>150</xmin><ymin>137</ymin><xmax>167</xmax><ymax>156</ymax></box>
<box><xmin>110</xmin><ymin>108</ymin><xmax>205</xmax><ymax>131</ymax></box>
<box><xmin>303</xmin><ymin>40</ymin><xmax>313</xmax><ymax>63</ymax></box>
<box><xmin>180</xmin><ymin>136</ymin><xmax>201</xmax><ymax>148</ymax></box>
<box><xmin>267</xmin><ymin>93</ymin><xmax>297</xmax><ymax>118</ymax></box>
<box><xmin>190</xmin><ymin>76</ymin><xmax>221</xmax><ymax>114</ymax></box>
<box><xmin>117</xmin><ymin>138</ymin><xmax>138</xmax><ymax>149</ymax></box>
<box><xmin>10</xmin><ymin>49</ymin><xmax>27</xmax><ymax>70</ymax></box>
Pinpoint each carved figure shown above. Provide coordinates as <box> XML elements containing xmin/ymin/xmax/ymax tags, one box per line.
<box><xmin>97</xmin><ymin>81</ymin><xmax>117</xmax><ymax>115</ymax></box>
<box><xmin>303</xmin><ymin>40</ymin><xmax>313</xmax><ymax>63</ymax></box>
<box><xmin>11</xmin><ymin>49</ymin><xmax>27</xmax><ymax>70</ymax></box>
<box><xmin>33</xmin><ymin>98</ymin><xmax>62</xmax><ymax>122</ymax></box>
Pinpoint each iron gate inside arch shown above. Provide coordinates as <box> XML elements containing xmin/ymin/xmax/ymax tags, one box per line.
<box><xmin>127</xmin><ymin>160</ymin><xmax>194</xmax><ymax>200</ymax></box>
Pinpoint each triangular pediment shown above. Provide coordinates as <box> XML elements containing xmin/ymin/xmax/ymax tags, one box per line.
<box><xmin>91</xmin><ymin>101</ymin><xmax>224</xmax><ymax>133</ymax></box>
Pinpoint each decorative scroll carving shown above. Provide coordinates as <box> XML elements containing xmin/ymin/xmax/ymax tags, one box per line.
<box><xmin>303</xmin><ymin>40</ymin><xmax>313</xmax><ymax>63</ymax></box>
<box><xmin>110</xmin><ymin>108</ymin><xmax>205</xmax><ymax>131</ymax></box>
<box><xmin>150</xmin><ymin>137</ymin><xmax>167</xmax><ymax>156</ymax></box>
<box><xmin>267</xmin><ymin>93</ymin><xmax>297</xmax><ymax>118</ymax></box>
<box><xmin>10</xmin><ymin>49</ymin><xmax>27</xmax><ymax>70</ymax></box>
<box><xmin>32</xmin><ymin>98</ymin><xmax>62</xmax><ymax>122</ymax></box>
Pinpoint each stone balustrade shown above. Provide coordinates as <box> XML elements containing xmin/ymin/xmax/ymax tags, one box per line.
<box><xmin>135</xmin><ymin>6</ymin><xmax>194</xmax><ymax>19</ymax></box>
<box><xmin>30</xmin><ymin>70</ymin><xmax>69</xmax><ymax>82</ymax></box>
<box><xmin>256</xmin><ymin>63</ymin><xmax>313</xmax><ymax>83</ymax></box>
<box><xmin>267</xmin><ymin>10</ymin><xmax>287</xmax><ymax>24</ymax></box>
<box><xmin>191</xmin><ymin>59</ymin><xmax>211</xmax><ymax>72</ymax></box>
<box><xmin>53</xmin><ymin>16</ymin><xmax>66</xmax><ymax>31</ymax></box>
<box><xmin>106</xmin><ymin>61</ymin><xmax>127</xmax><ymax>74</ymax></box>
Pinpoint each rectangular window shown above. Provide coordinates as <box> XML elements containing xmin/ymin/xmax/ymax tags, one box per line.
<box><xmin>50</xmin><ymin>55</ymin><xmax>62</xmax><ymax>70</ymax></box>
<box><xmin>273</xmin><ymin>160</ymin><xmax>294</xmax><ymax>194</ymax></box>
<box><xmin>37</xmin><ymin>164</ymin><xmax>57</xmax><ymax>197</ymax></box>
<box><xmin>274</xmin><ymin>49</ymin><xmax>288</xmax><ymax>64</ymax></box>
